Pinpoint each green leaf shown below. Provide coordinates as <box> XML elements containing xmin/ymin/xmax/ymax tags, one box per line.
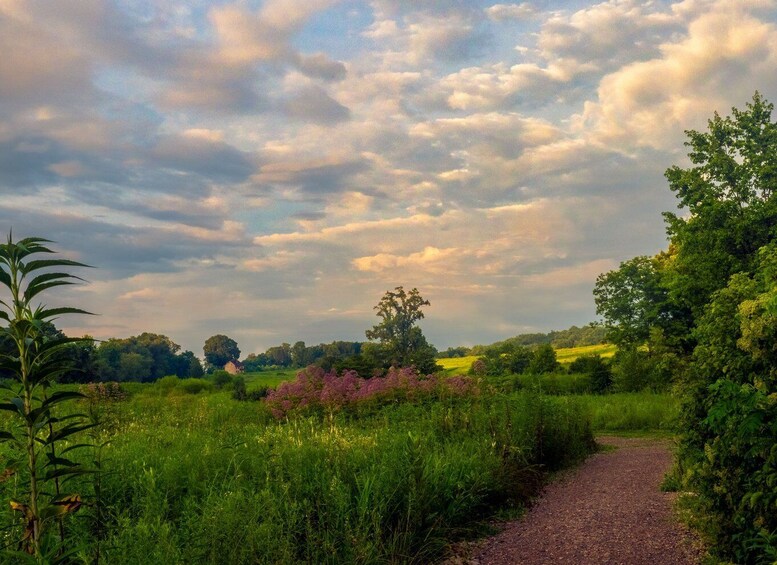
<box><xmin>24</xmin><ymin>280</ymin><xmax>79</xmax><ymax>302</ymax></box>
<box><xmin>0</xmin><ymin>402</ymin><xmax>20</xmax><ymax>413</ymax></box>
<box><xmin>47</xmin><ymin>422</ymin><xmax>97</xmax><ymax>443</ymax></box>
<box><xmin>44</xmin><ymin>453</ymin><xmax>78</xmax><ymax>468</ymax></box>
<box><xmin>43</xmin><ymin>467</ymin><xmax>94</xmax><ymax>481</ymax></box>
<box><xmin>41</xmin><ymin>390</ymin><xmax>85</xmax><ymax>410</ymax></box>
<box><xmin>20</xmin><ymin>258</ymin><xmax>91</xmax><ymax>275</ymax></box>
<box><xmin>36</xmin><ymin>306</ymin><xmax>94</xmax><ymax>321</ymax></box>
<box><xmin>60</xmin><ymin>443</ymin><xmax>94</xmax><ymax>455</ymax></box>
<box><xmin>0</xmin><ymin>431</ymin><xmax>17</xmax><ymax>442</ymax></box>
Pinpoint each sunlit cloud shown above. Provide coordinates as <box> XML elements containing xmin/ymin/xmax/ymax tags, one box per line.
<box><xmin>1</xmin><ymin>0</ymin><xmax>776</xmax><ymax>353</ymax></box>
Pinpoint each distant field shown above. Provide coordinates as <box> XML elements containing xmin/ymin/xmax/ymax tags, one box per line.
<box><xmin>437</xmin><ymin>355</ymin><xmax>479</xmax><ymax>374</ymax></box>
<box><xmin>438</xmin><ymin>343</ymin><xmax>617</xmax><ymax>375</ymax></box>
<box><xmin>555</xmin><ymin>343</ymin><xmax>617</xmax><ymax>363</ymax></box>
<box><xmin>242</xmin><ymin>369</ymin><xmax>298</xmax><ymax>388</ymax></box>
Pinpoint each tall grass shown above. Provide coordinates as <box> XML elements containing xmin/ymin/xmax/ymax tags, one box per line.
<box><xmin>5</xmin><ymin>386</ymin><xmax>593</xmax><ymax>564</ymax></box>
<box><xmin>575</xmin><ymin>392</ymin><xmax>679</xmax><ymax>432</ymax></box>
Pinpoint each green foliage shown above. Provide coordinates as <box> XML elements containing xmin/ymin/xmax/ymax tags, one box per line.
<box><xmin>211</xmin><ymin>370</ymin><xmax>233</xmax><ymax>389</ymax></box>
<box><xmin>606</xmin><ymin>93</ymin><xmax>777</xmax><ymax>563</ymax></box>
<box><xmin>664</xmin><ymin>92</ymin><xmax>777</xmax><ymax>320</ymax></box>
<box><xmin>95</xmin><ymin>334</ymin><xmax>197</xmax><ymax>382</ymax></box>
<box><xmin>0</xmin><ymin>234</ymin><xmax>94</xmax><ymax>558</ymax></box>
<box><xmin>231</xmin><ymin>376</ymin><xmax>247</xmax><ymax>400</ymax></box>
<box><xmin>365</xmin><ymin>286</ymin><xmax>440</xmax><ymax>373</ymax></box>
<box><xmin>594</xmin><ymin>256</ymin><xmax>673</xmax><ymax>347</ymax></box>
<box><xmin>568</xmin><ymin>355</ymin><xmax>612</xmax><ymax>393</ymax></box>
<box><xmin>178</xmin><ymin>378</ymin><xmax>212</xmax><ymax>395</ymax></box>
<box><xmin>527</xmin><ymin>344</ymin><xmax>558</xmax><ymax>374</ymax></box>
<box><xmin>203</xmin><ymin>334</ymin><xmax>240</xmax><ymax>369</ymax></box>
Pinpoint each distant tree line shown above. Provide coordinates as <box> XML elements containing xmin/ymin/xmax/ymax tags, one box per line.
<box><xmin>242</xmin><ymin>340</ymin><xmax>364</xmax><ymax>371</ymax></box>
<box><xmin>0</xmin><ymin>326</ymin><xmax>204</xmax><ymax>383</ymax></box>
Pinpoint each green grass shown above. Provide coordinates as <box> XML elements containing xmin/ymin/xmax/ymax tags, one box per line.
<box><xmin>575</xmin><ymin>392</ymin><xmax>679</xmax><ymax>432</ymax></box>
<box><xmin>0</xmin><ymin>384</ymin><xmax>596</xmax><ymax>564</ymax></box>
<box><xmin>240</xmin><ymin>369</ymin><xmax>298</xmax><ymax>388</ymax></box>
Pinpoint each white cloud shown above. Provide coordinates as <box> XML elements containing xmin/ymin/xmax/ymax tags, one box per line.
<box><xmin>579</xmin><ymin>1</ymin><xmax>777</xmax><ymax>149</ymax></box>
<box><xmin>486</xmin><ymin>3</ymin><xmax>537</xmax><ymax>22</ymax></box>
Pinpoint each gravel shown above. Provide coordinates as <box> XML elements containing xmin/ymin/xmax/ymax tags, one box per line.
<box><xmin>460</xmin><ymin>436</ymin><xmax>704</xmax><ymax>565</ymax></box>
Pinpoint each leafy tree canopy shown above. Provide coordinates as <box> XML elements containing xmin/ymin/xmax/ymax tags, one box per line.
<box><xmin>203</xmin><ymin>334</ymin><xmax>240</xmax><ymax>369</ymax></box>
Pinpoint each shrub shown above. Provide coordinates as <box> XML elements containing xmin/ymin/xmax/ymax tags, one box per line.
<box><xmin>211</xmin><ymin>370</ymin><xmax>233</xmax><ymax>389</ymax></box>
<box><xmin>264</xmin><ymin>366</ymin><xmax>478</xmax><ymax>419</ymax></box>
<box><xmin>528</xmin><ymin>344</ymin><xmax>559</xmax><ymax>374</ymax></box>
<box><xmin>568</xmin><ymin>355</ymin><xmax>612</xmax><ymax>393</ymax></box>
<box><xmin>232</xmin><ymin>376</ymin><xmax>247</xmax><ymax>400</ymax></box>
<box><xmin>156</xmin><ymin>375</ymin><xmax>180</xmax><ymax>395</ymax></box>
<box><xmin>247</xmin><ymin>386</ymin><xmax>269</xmax><ymax>401</ymax></box>
<box><xmin>81</xmin><ymin>381</ymin><xmax>129</xmax><ymax>402</ymax></box>
<box><xmin>469</xmin><ymin>359</ymin><xmax>486</xmax><ymax>376</ymax></box>
<box><xmin>179</xmin><ymin>378</ymin><xmax>213</xmax><ymax>394</ymax></box>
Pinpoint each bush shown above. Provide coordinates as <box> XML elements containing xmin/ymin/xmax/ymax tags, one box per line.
<box><xmin>179</xmin><ymin>378</ymin><xmax>213</xmax><ymax>394</ymax></box>
<box><xmin>156</xmin><ymin>375</ymin><xmax>181</xmax><ymax>395</ymax></box>
<box><xmin>528</xmin><ymin>344</ymin><xmax>558</xmax><ymax>374</ymax></box>
<box><xmin>212</xmin><ymin>370</ymin><xmax>233</xmax><ymax>389</ymax></box>
<box><xmin>232</xmin><ymin>376</ymin><xmax>247</xmax><ymax>400</ymax></box>
<box><xmin>469</xmin><ymin>359</ymin><xmax>486</xmax><ymax>376</ymax></box>
<box><xmin>568</xmin><ymin>355</ymin><xmax>612</xmax><ymax>393</ymax></box>
<box><xmin>247</xmin><ymin>386</ymin><xmax>270</xmax><ymax>401</ymax></box>
<box><xmin>264</xmin><ymin>366</ymin><xmax>478</xmax><ymax>418</ymax></box>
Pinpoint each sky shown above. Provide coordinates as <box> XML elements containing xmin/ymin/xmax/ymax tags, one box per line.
<box><xmin>2</xmin><ymin>0</ymin><xmax>777</xmax><ymax>357</ymax></box>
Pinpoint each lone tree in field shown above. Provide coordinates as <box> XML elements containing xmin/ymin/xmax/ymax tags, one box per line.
<box><xmin>203</xmin><ymin>334</ymin><xmax>240</xmax><ymax>369</ymax></box>
<box><xmin>366</xmin><ymin>286</ymin><xmax>439</xmax><ymax>373</ymax></box>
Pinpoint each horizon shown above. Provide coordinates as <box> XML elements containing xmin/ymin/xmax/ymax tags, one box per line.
<box><xmin>3</xmin><ymin>1</ymin><xmax>777</xmax><ymax>356</ymax></box>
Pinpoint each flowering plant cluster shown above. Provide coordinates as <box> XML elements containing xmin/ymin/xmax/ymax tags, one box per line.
<box><xmin>265</xmin><ymin>366</ymin><xmax>477</xmax><ymax>419</ymax></box>
<box><xmin>79</xmin><ymin>381</ymin><xmax>129</xmax><ymax>403</ymax></box>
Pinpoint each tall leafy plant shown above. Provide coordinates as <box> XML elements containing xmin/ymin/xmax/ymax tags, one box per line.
<box><xmin>0</xmin><ymin>234</ymin><xmax>94</xmax><ymax>560</ymax></box>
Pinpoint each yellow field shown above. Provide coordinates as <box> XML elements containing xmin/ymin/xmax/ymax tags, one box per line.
<box><xmin>554</xmin><ymin>343</ymin><xmax>617</xmax><ymax>363</ymax></box>
<box><xmin>437</xmin><ymin>356</ymin><xmax>480</xmax><ymax>374</ymax></box>
<box><xmin>437</xmin><ymin>343</ymin><xmax>617</xmax><ymax>375</ymax></box>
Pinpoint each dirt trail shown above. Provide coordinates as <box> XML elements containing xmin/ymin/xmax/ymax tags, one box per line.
<box><xmin>461</xmin><ymin>436</ymin><xmax>704</xmax><ymax>565</ymax></box>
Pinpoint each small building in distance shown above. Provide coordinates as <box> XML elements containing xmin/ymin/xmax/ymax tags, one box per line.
<box><xmin>224</xmin><ymin>360</ymin><xmax>245</xmax><ymax>375</ymax></box>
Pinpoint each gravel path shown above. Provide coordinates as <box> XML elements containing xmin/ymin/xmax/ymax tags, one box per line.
<box><xmin>465</xmin><ymin>436</ymin><xmax>704</xmax><ymax>565</ymax></box>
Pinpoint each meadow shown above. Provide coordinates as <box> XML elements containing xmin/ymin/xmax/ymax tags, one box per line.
<box><xmin>0</xmin><ymin>341</ymin><xmax>680</xmax><ymax>564</ymax></box>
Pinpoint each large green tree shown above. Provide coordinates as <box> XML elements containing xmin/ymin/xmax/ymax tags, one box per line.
<box><xmin>663</xmin><ymin>91</ymin><xmax>777</xmax><ymax>319</ymax></box>
<box><xmin>365</xmin><ymin>286</ymin><xmax>439</xmax><ymax>373</ymax></box>
<box><xmin>203</xmin><ymin>334</ymin><xmax>240</xmax><ymax>369</ymax></box>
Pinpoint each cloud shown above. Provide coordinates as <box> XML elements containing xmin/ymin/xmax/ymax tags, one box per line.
<box><xmin>486</xmin><ymin>3</ymin><xmax>537</xmax><ymax>22</ymax></box>
<box><xmin>352</xmin><ymin>246</ymin><xmax>459</xmax><ymax>273</ymax></box>
<box><xmin>282</xmin><ymin>86</ymin><xmax>351</xmax><ymax>124</ymax></box>
<box><xmin>2</xmin><ymin>0</ymin><xmax>777</xmax><ymax>355</ymax></box>
<box><xmin>579</xmin><ymin>1</ymin><xmax>777</xmax><ymax>149</ymax></box>
<box><xmin>150</xmin><ymin>133</ymin><xmax>256</xmax><ymax>182</ymax></box>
